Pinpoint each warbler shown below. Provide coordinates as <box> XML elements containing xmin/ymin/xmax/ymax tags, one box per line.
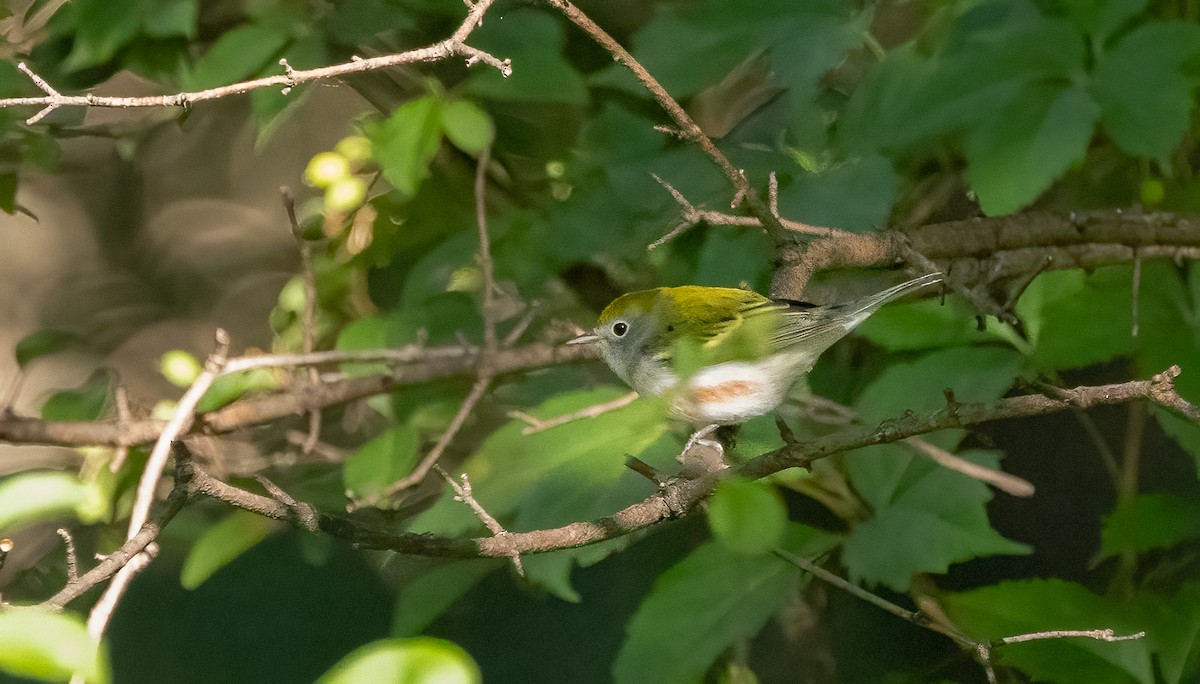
<box><xmin>570</xmin><ymin>272</ymin><xmax>942</xmax><ymax>426</ymax></box>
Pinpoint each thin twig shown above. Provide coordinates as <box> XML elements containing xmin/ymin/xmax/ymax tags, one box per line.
<box><xmin>127</xmin><ymin>330</ymin><xmax>230</xmax><ymax>537</ymax></box>
<box><xmin>502</xmin><ymin>303</ymin><xmax>539</xmax><ymax>348</ymax></box>
<box><xmin>282</xmin><ymin>187</ymin><xmax>323</xmax><ymax>454</ymax></box>
<box><xmin>1</xmin><ymin>0</ymin><xmax>509</xmax><ymax>125</ymax></box>
<box><xmin>476</xmin><ymin>144</ymin><xmax>499</xmax><ymax>353</ymax></box>
<box><xmin>647</xmin><ymin>175</ymin><xmax>849</xmax><ymax>250</ymax></box>
<box><xmin>43</xmin><ymin>484</ymin><xmax>189</xmax><ymax>609</ymax></box>
<box><xmin>72</xmin><ymin>332</ymin><xmax>230</xmax><ymax>661</ymax></box>
<box><xmin>364</xmin><ymin>373</ymin><xmax>492</xmax><ymax>505</ymax></box>
<box><xmin>508</xmin><ymin>391</ymin><xmax>639</xmax><ymax>435</ymax></box>
<box><xmin>904</xmin><ymin>437</ymin><xmax>1035</xmax><ymax>498</ymax></box>
<box><xmin>56</xmin><ymin>528</ymin><xmax>79</xmax><ymax>583</ymax></box>
<box><xmin>544</xmin><ymin>0</ymin><xmax>792</xmax><ymax>246</ymax></box>
<box><xmin>773</xmin><ymin>549</ymin><xmax>977</xmax><ymax>649</ymax></box>
<box><xmin>362</xmin><ymin>144</ymin><xmax>500</xmax><ymax>504</ymax></box>
<box><xmin>999</xmin><ymin>628</ymin><xmax>1146</xmax><ymax>645</ymax></box>
<box><xmin>774</xmin><ymin>549</ymin><xmax>1145</xmax><ymax>683</ymax></box>
<box><xmin>1131</xmin><ymin>248</ymin><xmax>1142</xmax><ymax>337</ymax></box>
<box><xmin>0</xmin><ymin>341</ymin><xmax>598</xmax><ymax>449</ymax></box>
<box><xmin>109</xmin><ymin>385</ymin><xmax>132</xmax><ymax>472</ymax></box>
<box><xmin>433</xmin><ymin>464</ymin><xmax>523</xmax><ymax>575</ymax></box>
<box><xmin>1070</xmin><ymin>406</ymin><xmax>1122</xmax><ymax>485</ymax></box>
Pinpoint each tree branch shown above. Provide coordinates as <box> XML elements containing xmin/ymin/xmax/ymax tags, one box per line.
<box><xmin>0</xmin><ymin>0</ymin><xmax>509</xmax><ymax>125</ymax></box>
<box><xmin>0</xmin><ymin>342</ymin><xmax>597</xmax><ymax>449</ymax></box>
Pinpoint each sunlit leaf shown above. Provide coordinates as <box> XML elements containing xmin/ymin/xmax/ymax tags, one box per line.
<box><xmin>0</xmin><ymin>608</ymin><xmax>110</xmax><ymax>684</ymax></box>
<box><xmin>707</xmin><ymin>478</ymin><xmax>787</xmax><ymax>555</ymax></box>
<box><xmin>0</xmin><ymin>470</ymin><xmax>102</xmax><ymax>531</ymax></box>
<box><xmin>440</xmin><ymin>99</ymin><xmax>494</xmax><ymax>156</ymax></box>
<box><xmin>368</xmin><ymin>95</ymin><xmax>444</xmax><ymax>197</ymax></box>
<box><xmin>195</xmin><ymin>369</ymin><xmax>278</xmax><ymax>413</ymax></box>
<box><xmin>180</xmin><ymin>510</ymin><xmax>281</xmax><ymax>589</ymax></box>
<box><xmin>409</xmin><ymin>386</ymin><xmax>671</xmax><ymax>600</ymax></box>
<box><xmin>316</xmin><ymin>637</ymin><xmax>480</xmax><ymax>684</ymax></box>
<box><xmin>343</xmin><ymin>425</ymin><xmax>420</xmax><ymax>504</ymax></box>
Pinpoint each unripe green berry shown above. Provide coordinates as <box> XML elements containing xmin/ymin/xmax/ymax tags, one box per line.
<box><xmin>1140</xmin><ymin>179</ymin><xmax>1165</xmax><ymax>207</ymax></box>
<box><xmin>335</xmin><ymin>135</ymin><xmax>372</xmax><ymax>164</ymax></box>
<box><xmin>304</xmin><ymin>152</ymin><xmax>350</xmax><ymax>188</ymax></box>
<box><xmin>325</xmin><ymin>177</ymin><xmax>367</xmax><ymax>212</ymax></box>
<box><xmin>160</xmin><ymin>350</ymin><xmax>201</xmax><ymax>387</ymax></box>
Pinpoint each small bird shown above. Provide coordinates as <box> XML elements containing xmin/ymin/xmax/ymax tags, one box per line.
<box><xmin>570</xmin><ymin>272</ymin><xmax>942</xmax><ymax>426</ymax></box>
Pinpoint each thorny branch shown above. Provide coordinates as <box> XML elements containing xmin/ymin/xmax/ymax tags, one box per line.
<box><xmin>0</xmin><ymin>0</ymin><xmax>510</xmax><ymax>125</ymax></box>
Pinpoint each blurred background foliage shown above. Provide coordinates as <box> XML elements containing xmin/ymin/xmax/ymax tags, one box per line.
<box><xmin>1</xmin><ymin>0</ymin><xmax>1199</xmax><ymax>682</ymax></box>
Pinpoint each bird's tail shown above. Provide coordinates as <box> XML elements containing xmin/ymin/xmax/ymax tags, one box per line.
<box><xmin>841</xmin><ymin>271</ymin><xmax>943</xmax><ymax>324</ymax></box>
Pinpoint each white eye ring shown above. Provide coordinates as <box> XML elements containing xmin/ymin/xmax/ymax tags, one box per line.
<box><xmin>611</xmin><ymin>321</ymin><xmax>628</xmax><ymax>337</ymax></box>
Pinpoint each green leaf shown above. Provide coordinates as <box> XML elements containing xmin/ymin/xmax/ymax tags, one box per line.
<box><xmin>842</xmin><ymin>447</ymin><xmax>1031</xmax><ymax>590</ymax></box>
<box><xmin>1132</xmin><ymin>262</ymin><xmax>1200</xmax><ymax>403</ymax></box>
<box><xmin>15</xmin><ymin>328</ymin><xmax>81</xmax><ymax>368</ymax></box>
<box><xmin>343</xmin><ymin>425</ymin><xmax>421</xmax><ymax>503</ymax></box>
<box><xmin>707</xmin><ymin>478</ymin><xmax>787</xmax><ymax>555</ymax></box>
<box><xmin>854</xmin><ymin>346</ymin><xmax>1023</xmax><ymax>423</ymax></box>
<box><xmin>41</xmin><ymin>370</ymin><xmax>111</xmax><ymax>421</ymax></box>
<box><xmin>183</xmin><ymin>23</ymin><xmax>290</xmax><ymax>91</ymax></box>
<box><xmin>775</xmin><ymin>155</ymin><xmax>898</xmax><ymax>232</ymax></box>
<box><xmin>691</xmin><ymin>228</ymin><xmax>773</xmax><ymax>291</ymax></box>
<box><xmin>841</xmin><ymin>7</ymin><xmax>1086</xmax><ymax>155</ymax></box>
<box><xmin>0</xmin><ymin>470</ymin><xmax>101</xmax><ymax>531</ymax></box>
<box><xmin>1061</xmin><ymin>0</ymin><xmax>1146</xmax><ymax>41</ymax></box>
<box><xmin>409</xmin><ymin>387</ymin><xmax>671</xmax><ymax>600</ymax></box>
<box><xmin>195</xmin><ymin>369</ymin><xmax>278</xmax><ymax>413</ymax></box>
<box><xmin>180</xmin><ymin>510</ymin><xmax>281</xmax><ymax>590</ymax></box>
<box><xmin>1155</xmin><ymin>409</ymin><xmax>1200</xmax><ymax>476</ymax></box>
<box><xmin>613</xmin><ymin>531</ymin><xmax>811</xmax><ymax>684</ymax></box>
<box><xmin>62</xmin><ymin>0</ymin><xmax>196</xmax><ymax>70</ymax></box>
<box><xmin>0</xmin><ymin>608</ymin><xmax>110</xmax><ymax>684</ymax></box>
<box><xmin>943</xmin><ymin>579</ymin><xmax>1152</xmax><ymax>684</ymax></box>
<box><xmin>464</xmin><ymin>10</ymin><xmax>587</xmax><ymax>105</ymax></box>
<box><xmin>616</xmin><ymin>0</ymin><xmax>863</xmax><ymax>99</ymax></box>
<box><xmin>368</xmin><ymin>95</ymin><xmax>445</xmax><ymax>197</ymax></box>
<box><xmin>856</xmin><ymin>298</ymin><xmax>1003</xmax><ymax>351</ymax></box>
<box><xmin>1093</xmin><ymin>21</ymin><xmax>1200</xmax><ymax>165</ymax></box>
<box><xmin>965</xmin><ymin>81</ymin><xmax>1099</xmax><ymax>215</ymax></box>
<box><xmin>391</xmin><ymin>560</ymin><xmax>499</xmax><ymax>637</ymax></box>
<box><xmin>1099</xmin><ymin>493</ymin><xmax>1200</xmax><ymax>559</ymax></box>
<box><xmin>1133</xmin><ymin>584</ymin><xmax>1200</xmax><ymax>684</ymax></box>
<box><xmin>0</xmin><ymin>172</ymin><xmax>15</xmax><ymax>214</ymax></box>
<box><xmin>1028</xmin><ymin>267</ymin><xmax>1136</xmax><ymax>370</ymax></box>
<box><xmin>440</xmin><ymin>99</ymin><xmax>494</xmax><ymax>156</ymax></box>
<box><xmin>141</xmin><ymin>0</ymin><xmax>197</xmax><ymax>38</ymax></box>
<box><xmin>316</xmin><ymin>637</ymin><xmax>480</xmax><ymax>684</ymax></box>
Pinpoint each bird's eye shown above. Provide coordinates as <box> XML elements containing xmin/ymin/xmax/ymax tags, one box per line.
<box><xmin>611</xmin><ymin>321</ymin><xmax>628</xmax><ymax>337</ymax></box>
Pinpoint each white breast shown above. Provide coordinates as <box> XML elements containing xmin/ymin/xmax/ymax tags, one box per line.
<box><xmin>668</xmin><ymin>356</ymin><xmax>795</xmax><ymax>425</ymax></box>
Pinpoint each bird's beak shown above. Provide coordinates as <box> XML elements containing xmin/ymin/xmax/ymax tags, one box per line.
<box><xmin>567</xmin><ymin>332</ymin><xmax>600</xmax><ymax>345</ymax></box>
